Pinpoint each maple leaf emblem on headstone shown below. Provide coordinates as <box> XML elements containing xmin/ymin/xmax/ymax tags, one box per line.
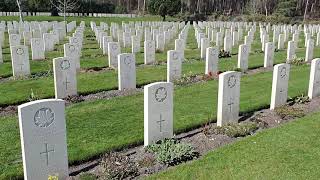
<box><xmin>34</xmin><ymin>108</ymin><xmax>54</xmax><ymax>128</ymax></box>
<box><xmin>155</xmin><ymin>87</ymin><xmax>167</xmax><ymax>102</ymax></box>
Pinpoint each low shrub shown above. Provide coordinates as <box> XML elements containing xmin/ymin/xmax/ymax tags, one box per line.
<box><xmin>288</xmin><ymin>94</ymin><xmax>310</xmax><ymax>105</ymax></box>
<box><xmin>146</xmin><ymin>139</ymin><xmax>199</xmax><ymax>166</ymax></box>
<box><xmin>205</xmin><ymin>122</ymin><xmax>259</xmax><ymax>137</ymax></box>
<box><xmin>275</xmin><ymin>106</ymin><xmax>305</xmax><ymax>120</ymax></box>
<box><xmin>289</xmin><ymin>57</ymin><xmax>305</xmax><ymax>66</ymax></box>
<box><xmin>99</xmin><ymin>152</ymin><xmax>139</xmax><ymax>179</ymax></box>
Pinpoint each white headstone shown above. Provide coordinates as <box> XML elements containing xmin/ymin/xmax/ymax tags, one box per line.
<box><xmin>224</xmin><ymin>36</ymin><xmax>232</xmax><ymax>52</ymax></box>
<box><xmin>131</xmin><ymin>35</ymin><xmax>140</xmax><ymax>53</ymax></box>
<box><xmin>264</xmin><ymin>42</ymin><xmax>274</xmax><ymax>68</ymax></box>
<box><xmin>108</xmin><ymin>42</ymin><xmax>121</xmax><ymax>68</ymax></box>
<box><xmin>270</xmin><ymin>63</ymin><xmax>290</xmax><ymax>110</ymax></box>
<box><xmin>174</xmin><ymin>39</ymin><xmax>185</xmax><ymax>61</ymax></box>
<box><xmin>31</xmin><ymin>38</ymin><xmax>45</xmax><ymax>60</ymax></box>
<box><xmin>144</xmin><ymin>40</ymin><xmax>155</xmax><ymax>64</ymax></box>
<box><xmin>201</xmin><ymin>38</ymin><xmax>209</xmax><ymax>59</ymax></box>
<box><xmin>64</xmin><ymin>43</ymin><xmax>80</xmax><ymax>71</ymax></box>
<box><xmin>102</xmin><ymin>36</ymin><xmax>112</xmax><ymax>55</ymax></box>
<box><xmin>11</xmin><ymin>45</ymin><xmax>30</xmax><ymax>78</ymax></box>
<box><xmin>0</xmin><ymin>45</ymin><xmax>2</xmax><ymax>63</ymax></box>
<box><xmin>18</xmin><ymin>99</ymin><xmax>69</xmax><ymax>180</ymax></box>
<box><xmin>167</xmin><ymin>50</ymin><xmax>182</xmax><ymax>82</ymax></box>
<box><xmin>118</xmin><ymin>53</ymin><xmax>136</xmax><ymax>90</ymax></box>
<box><xmin>9</xmin><ymin>34</ymin><xmax>21</xmax><ymax>46</ymax></box>
<box><xmin>217</xmin><ymin>71</ymin><xmax>241</xmax><ymax>126</ymax></box>
<box><xmin>308</xmin><ymin>58</ymin><xmax>320</xmax><ymax>99</ymax></box>
<box><xmin>237</xmin><ymin>44</ymin><xmax>249</xmax><ymax>71</ymax></box>
<box><xmin>287</xmin><ymin>41</ymin><xmax>296</xmax><ymax>62</ymax></box>
<box><xmin>156</xmin><ymin>34</ymin><xmax>165</xmax><ymax>52</ymax></box>
<box><xmin>205</xmin><ymin>47</ymin><xmax>219</xmax><ymax>75</ymax></box>
<box><xmin>305</xmin><ymin>39</ymin><xmax>314</xmax><ymax>62</ymax></box>
<box><xmin>43</xmin><ymin>33</ymin><xmax>55</xmax><ymax>52</ymax></box>
<box><xmin>53</xmin><ymin>57</ymin><xmax>77</xmax><ymax>99</ymax></box>
<box><xmin>144</xmin><ymin>82</ymin><xmax>173</xmax><ymax>146</ymax></box>
<box><xmin>278</xmin><ymin>34</ymin><xmax>285</xmax><ymax>50</ymax></box>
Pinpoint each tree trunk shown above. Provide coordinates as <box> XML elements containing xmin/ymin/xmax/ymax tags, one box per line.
<box><xmin>16</xmin><ymin>0</ymin><xmax>24</xmax><ymax>22</ymax></box>
<box><xmin>304</xmin><ymin>0</ymin><xmax>310</xmax><ymax>22</ymax></box>
<box><xmin>162</xmin><ymin>14</ymin><xmax>166</xmax><ymax>21</ymax></box>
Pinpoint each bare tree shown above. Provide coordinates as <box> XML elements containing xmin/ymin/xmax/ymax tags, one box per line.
<box><xmin>304</xmin><ymin>0</ymin><xmax>309</xmax><ymax>22</ymax></box>
<box><xmin>16</xmin><ymin>0</ymin><xmax>24</xmax><ymax>22</ymax></box>
<box><xmin>50</xmin><ymin>0</ymin><xmax>80</xmax><ymax>22</ymax></box>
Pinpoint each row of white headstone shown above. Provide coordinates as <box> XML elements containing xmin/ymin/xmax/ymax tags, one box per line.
<box><xmin>18</xmin><ymin>57</ymin><xmax>320</xmax><ymax>179</ymax></box>
<box><xmin>3</xmin><ymin>21</ymin><xmax>84</xmax><ymax>78</ymax></box>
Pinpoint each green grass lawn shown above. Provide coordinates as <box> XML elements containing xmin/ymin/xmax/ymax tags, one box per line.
<box><xmin>149</xmin><ymin>111</ymin><xmax>320</xmax><ymax>180</ymax></box>
<box><xmin>0</xmin><ymin>26</ymin><xmax>315</xmax><ymax>106</ymax></box>
<box><xmin>0</xmin><ymin>63</ymin><xmax>312</xmax><ymax>179</ymax></box>
<box><xmin>0</xmin><ymin>16</ymin><xmax>318</xmax><ymax>179</ymax></box>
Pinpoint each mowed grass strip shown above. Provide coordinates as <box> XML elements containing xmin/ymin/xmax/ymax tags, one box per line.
<box><xmin>0</xmin><ymin>43</ymin><xmax>315</xmax><ymax>106</ymax></box>
<box><xmin>149</xmin><ymin>111</ymin><xmax>320</xmax><ymax>180</ymax></box>
<box><xmin>0</xmin><ymin>25</ymin><xmax>312</xmax><ymax>106</ymax></box>
<box><xmin>0</xmin><ymin>63</ymin><xmax>311</xmax><ymax>179</ymax></box>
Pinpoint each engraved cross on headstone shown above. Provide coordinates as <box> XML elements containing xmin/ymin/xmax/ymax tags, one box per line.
<box><xmin>18</xmin><ymin>62</ymin><xmax>24</xmax><ymax>71</ymax></box>
<box><xmin>157</xmin><ymin>114</ymin><xmax>165</xmax><ymax>132</ymax></box>
<box><xmin>40</xmin><ymin>143</ymin><xmax>54</xmax><ymax>166</ymax></box>
<box><xmin>227</xmin><ymin>98</ymin><xmax>234</xmax><ymax>112</ymax></box>
<box><xmin>173</xmin><ymin>68</ymin><xmax>179</xmax><ymax>75</ymax></box>
<box><xmin>63</xmin><ymin>77</ymin><xmax>70</xmax><ymax>90</ymax></box>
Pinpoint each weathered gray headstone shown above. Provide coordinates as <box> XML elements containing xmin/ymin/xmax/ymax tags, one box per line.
<box><xmin>217</xmin><ymin>71</ymin><xmax>241</xmax><ymax>126</ymax></box>
<box><xmin>270</xmin><ymin>63</ymin><xmax>290</xmax><ymax>110</ymax></box>
<box><xmin>144</xmin><ymin>82</ymin><xmax>173</xmax><ymax>146</ymax></box>
<box><xmin>53</xmin><ymin>57</ymin><xmax>77</xmax><ymax>99</ymax></box>
<box><xmin>18</xmin><ymin>99</ymin><xmax>69</xmax><ymax>180</ymax></box>
<box><xmin>118</xmin><ymin>53</ymin><xmax>136</xmax><ymax>90</ymax></box>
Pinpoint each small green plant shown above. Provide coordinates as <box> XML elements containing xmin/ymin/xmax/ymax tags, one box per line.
<box><xmin>205</xmin><ymin>122</ymin><xmax>259</xmax><ymax>137</ymax></box>
<box><xmin>29</xmin><ymin>89</ymin><xmax>39</xmax><ymax>101</ymax></box>
<box><xmin>219</xmin><ymin>50</ymin><xmax>231</xmax><ymax>58</ymax></box>
<box><xmin>288</xmin><ymin>94</ymin><xmax>310</xmax><ymax>105</ymax></box>
<box><xmin>232</xmin><ymin>67</ymin><xmax>243</xmax><ymax>72</ymax></box>
<box><xmin>275</xmin><ymin>106</ymin><xmax>305</xmax><ymax>119</ymax></box>
<box><xmin>275</xmin><ymin>106</ymin><xmax>305</xmax><ymax>120</ymax></box>
<box><xmin>99</xmin><ymin>152</ymin><xmax>139</xmax><ymax>179</ymax></box>
<box><xmin>289</xmin><ymin>57</ymin><xmax>304</xmax><ymax>66</ymax></box>
<box><xmin>146</xmin><ymin>139</ymin><xmax>199</xmax><ymax>165</ymax></box>
<box><xmin>79</xmin><ymin>173</ymin><xmax>96</xmax><ymax>180</ymax></box>
<box><xmin>137</xmin><ymin>153</ymin><xmax>156</xmax><ymax>168</ymax></box>
<box><xmin>174</xmin><ymin>72</ymin><xmax>198</xmax><ymax>85</ymax></box>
